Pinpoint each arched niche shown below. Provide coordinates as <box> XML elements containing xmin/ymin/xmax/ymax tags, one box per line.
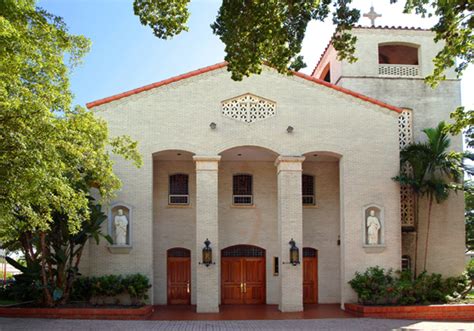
<box><xmin>378</xmin><ymin>43</ymin><xmax>419</xmax><ymax>65</ymax></box>
<box><xmin>108</xmin><ymin>203</ymin><xmax>133</xmax><ymax>254</ymax></box>
<box><xmin>362</xmin><ymin>204</ymin><xmax>385</xmax><ymax>250</ymax></box>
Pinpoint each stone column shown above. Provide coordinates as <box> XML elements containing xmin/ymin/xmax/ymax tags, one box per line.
<box><xmin>193</xmin><ymin>155</ymin><xmax>221</xmax><ymax>313</ymax></box>
<box><xmin>275</xmin><ymin>155</ymin><xmax>305</xmax><ymax>312</ymax></box>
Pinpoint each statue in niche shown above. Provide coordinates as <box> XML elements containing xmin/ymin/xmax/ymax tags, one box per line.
<box><xmin>114</xmin><ymin>209</ymin><xmax>129</xmax><ymax>245</ymax></box>
<box><xmin>366</xmin><ymin>210</ymin><xmax>381</xmax><ymax>245</ymax></box>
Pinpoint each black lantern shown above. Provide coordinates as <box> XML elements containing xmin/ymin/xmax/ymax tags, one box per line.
<box><xmin>289</xmin><ymin>238</ymin><xmax>300</xmax><ymax>266</ymax></box>
<box><xmin>201</xmin><ymin>238</ymin><xmax>213</xmax><ymax>267</ymax></box>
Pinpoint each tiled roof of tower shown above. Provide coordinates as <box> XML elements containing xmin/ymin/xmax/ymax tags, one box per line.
<box><xmin>86</xmin><ymin>62</ymin><xmax>402</xmax><ymax>114</ymax></box>
<box><xmin>310</xmin><ymin>25</ymin><xmax>432</xmax><ymax>76</ymax></box>
<box><xmin>353</xmin><ymin>25</ymin><xmax>430</xmax><ymax>31</ymax></box>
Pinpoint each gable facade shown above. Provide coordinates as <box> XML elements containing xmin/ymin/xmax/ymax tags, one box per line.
<box><xmin>82</xmin><ymin>27</ymin><xmax>465</xmax><ymax>312</ymax></box>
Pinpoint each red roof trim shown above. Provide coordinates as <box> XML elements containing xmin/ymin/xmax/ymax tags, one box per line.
<box><xmin>86</xmin><ymin>62</ymin><xmax>228</xmax><ymax>109</ymax></box>
<box><xmin>291</xmin><ymin>71</ymin><xmax>402</xmax><ymax>113</ymax></box>
<box><xmin>87</xmin><ymin>62</ymin><xmax>402</xmax><ymax>114</ymax></box>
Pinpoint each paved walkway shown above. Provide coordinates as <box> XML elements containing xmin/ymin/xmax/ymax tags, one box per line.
<box><xmin>1</xmin><ymin>318</ymin><xmax>473</xmax><ymax>331</ymax></box>
<box><xmin>150</xmin><ymin>304</ymin><xmax>352</xmax><ymax>320</ymax></box>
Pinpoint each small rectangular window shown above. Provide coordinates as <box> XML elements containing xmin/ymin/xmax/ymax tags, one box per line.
<box><xmin>401</xmin><ymin>255</ymin><xmax>411</xmax><ymax>271</ymax></box>
<box><xmin>233</xmin><ymin>174</ymin><xmax>253</xmax><ymax>205</ymax></box>
<box><xmin>169</xmin><ymin>174</ymin><xmax>189</xmax><ymax>205</ymax></box>
<box><xmin>302</xmin><ymin>174</ymin><xmax>315</xmax><ymax>205</ymax></box>
<box><xmin>273</xmin><ymin>257</ymin><xmax>279</xmax><ymax>276</ymax></box>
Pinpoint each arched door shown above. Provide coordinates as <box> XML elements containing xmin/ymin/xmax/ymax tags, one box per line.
<box><xmin>303</xmin><ymin>247</ymin><xmax>318</xmax><ymax>304</ymax></box>
<box><xmin>221</xmin><ymin>245</ymin><xmax>266</xmax><ymax>304</ymax></box>
<box><xmin>167</xmin><ymin>248</ymin><xmax>191</xmax><ymax>305</ymax></box>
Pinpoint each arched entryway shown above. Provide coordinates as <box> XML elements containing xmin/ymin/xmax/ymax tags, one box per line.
<box><xmin>303</xmin><ymin>247</ymin><xmax>318</xmax><ymax>304</ymax></box>
<box><xmin>167</xmin><ymin>248</ymin><xmax>191</xmax><ymax>305</ymax></box>
<box><xmin>221</xmin><ymin>245</ymin><xmax>266</xmax><ymax>304</ymax></box>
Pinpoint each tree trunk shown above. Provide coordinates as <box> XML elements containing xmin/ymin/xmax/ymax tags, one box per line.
<box><xmin>60</xmin><ymin>243</ymin><xmax>84</xmax><ymax>304</ymax></box>
<box><xmin>40</xmin><ymin>232</ymin><xmax>54</xmax><ymax>307</ymax></box>
<box><xmin>413</xmin><ymin>194</ymin><xmax>420</xmax><ymax>276</ymax></box>
<box><xmin>423</xmin><ymin>194</ymin><xmax>434</xmax><ymax>272</ymax></box>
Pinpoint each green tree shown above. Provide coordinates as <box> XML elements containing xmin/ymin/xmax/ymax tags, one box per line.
<box><xmin>133</xmin><ymin>0</ymin><xmax>473</xmax><ymax>83</ymax></box>
<box><xmin>465</xmin><ymin>182</ymin><xmax>474</xmax><ymax>251</ymax></box>
<box><xmin>0</xmin><ymin>0</ymin><xmax>142</xmax><ymax>305</ymax></box>
<box><xmin>395</xmin><ymin>122</ymin><xmax>468</xmax><ymax>274</ymax></box>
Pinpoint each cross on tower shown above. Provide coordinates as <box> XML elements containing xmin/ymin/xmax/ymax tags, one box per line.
<box><xmin>363</xmin><ymin>6</ymin><xmax>382</xmax><ymax>27</ymax></box>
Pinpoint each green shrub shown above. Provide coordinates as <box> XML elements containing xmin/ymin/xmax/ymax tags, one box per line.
<box><xmin>348</xmin><ymin>266</ymin><xmax>398</xmax><ymax>305</ymax></box>
<box><xmin>71</xmin><ymin>273</ymin><xmax>151</xmax><ymax>305</ymax></box>
<box><xmin>122</xmin><ymin>274</ymin><xmax>152</xmax><ymax>305</ymax></box>
<box><xmin>71</xmin><ymin>277</ymin><xmax>93</xmax><ymax>302</ymax></box>
<box><xmin>349</xmin><ymin>266</ymin><xmax>468</xmax><ymax>306</ymax></box>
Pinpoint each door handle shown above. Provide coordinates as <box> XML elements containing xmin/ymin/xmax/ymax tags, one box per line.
<box><xmin>240</xmin><ymin>283</ymin><xmax>244</xmax><ymax>293</ymax></box>
<box><xmin>186</xmin><ymin>282</ymin><xmax>190</xmax><ymax>293</ymax></box>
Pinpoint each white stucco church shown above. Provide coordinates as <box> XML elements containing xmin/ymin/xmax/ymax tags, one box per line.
<box><xmin>83</xmin><ymin>25</ymin><xmax>465</xmax><ymax>312</ymax></box>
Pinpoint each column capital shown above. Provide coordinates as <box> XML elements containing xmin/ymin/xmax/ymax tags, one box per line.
<box><xmin>193</xmin><ymin>155</ymin><xmax>222</xmax><ymax>162</ymax></box>
<box><xmin>193</xmin><ymin>155</ymin><xmax>221</xmax><ymax>171</ymax></box>
<box><xmin>275</xmin><ymin>155</ymin><xmax>305</xmax><ymax>172</ymax></box>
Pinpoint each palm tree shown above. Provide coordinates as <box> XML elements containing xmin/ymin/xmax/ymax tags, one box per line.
<box><xmin>396</xmin><ymin>122</ymin><xmax>465</xmax><ymax>274</ymax></box>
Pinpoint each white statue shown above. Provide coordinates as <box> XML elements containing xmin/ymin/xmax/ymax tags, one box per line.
<box><xmin>366</xmin><ymin>210</ymin><xmax>381</xmax><ymax>245</ymax></box>
<box><xmin>114</xmin><ymin>209</ymin><xmax>129</xmax><ymax>245</ymax></box>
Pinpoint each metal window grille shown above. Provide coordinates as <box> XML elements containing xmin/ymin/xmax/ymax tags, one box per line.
<box><xmin>233</xmin><ymin>174</ymin><xmax>253</xmax><ymax>205</ymax></box>
<box><xmin>401</xmin><ymin>255</ymin><xmax>411</xmax><ymax>271</ymax></box>
<box><xmin>303</xmin><ymin>247</ymin><xmax>318</xmax><ymax>258</ymax></box>
<box><xmin>222</xmin><ymin>245</ymin><xmax>265</xmax><ymax>257</ymax></box>
<box><xmin>302</xmin><ymin>174</ymin><xmax>315</xmax><ymax>205</ymax></box>
<box><xmin>167</xmin><ymin>248</ymin><xmax>191</xmax><ymax>257</ymax></box>
<box><xmin>169</xmin><ymin>174</ymin><xmax>189</xmax><ymax>205</ymax></box>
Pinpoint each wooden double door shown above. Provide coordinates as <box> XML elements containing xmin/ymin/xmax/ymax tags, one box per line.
<box><xmin>167</xmin><ymin>248</ymin><xmax>191</xmax><ymax>305</ymax></box>
<box><xmin>303</xmin><ymin>247</ymin><xmax>318</xmax><ymax>304</ymax></box>
<box><xmin>221</xmin><ymin>245</ymin><xmax>266</xmax><ymax>304</ymax></box>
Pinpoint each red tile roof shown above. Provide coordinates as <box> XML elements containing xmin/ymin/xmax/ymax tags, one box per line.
<box><xmin>86</xmin><ymin>62</ymin><xmax>402</xmax><ymax>114</ymax></box>
<box><xmin>86</xmin><ymin>62</ymin><xmax>228</xmax><ymax>109</ymax></box>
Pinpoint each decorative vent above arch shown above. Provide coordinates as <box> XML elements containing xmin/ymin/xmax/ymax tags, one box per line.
<box><xmin>221</xmin><ymin>93</ymin><xmax>276</xmax><ymax>124</ymax></box>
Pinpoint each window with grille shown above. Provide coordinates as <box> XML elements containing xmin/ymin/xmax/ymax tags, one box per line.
<box><xmin>302</xmin><ymin>174</ymin><xmax>315</xmax><ymax>205</ymax></box>
<box><xmin>232</xmin><ymin>174</ymin><xmax>253</xmax><ymax>205</ymax></box>
<box><xmin>169</xmin><ymin>174</ymin><xmax>189</xmax><ymax>205</ymax></box>
<box><xmin>401</xmin><ymin>255</ymin><xmax>411</xmax><ymax>271</ymax></box>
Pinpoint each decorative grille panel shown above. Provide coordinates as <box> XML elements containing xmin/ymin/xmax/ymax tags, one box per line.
<box><xmin>303</xmin><ymin>248</ymin><xmax>317</xmax><ymax>257</ymax></box>
<box><xmin>379</xmin><ymin>64</ymin><xmax>419</xmax><ymax>77</ymax></box>
<box><xmin>222</xmin><ymin>93</ymin><xmax>276</xmax><ymax>124</ymax></box>
<box><xmin>222</xmin><ymin>245</ymin><xmax>265</xmax><ymax>257</ymax></box>
<box><xmin>167</xmin><ymin>248</ymin><xmax>191</xmax><ymax>257</ymax></box>
<box><xmin>399</xmin><ymin>109</ymin><xmax>415</xmax><ymax>229</ymax></box>
<box><xmin>399</xmin><ymin>110</ymin><xmax>413</xmax><ymax>149</ymax></box>
<box><xmin>400</xmin><ymin>184</ymin><xmax>415</xmax><ymax>228</ymax></box>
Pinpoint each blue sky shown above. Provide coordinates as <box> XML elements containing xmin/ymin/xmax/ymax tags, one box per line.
<box><xmin>38</xmin><ymin>0</ymin><xmax>473</xmax><ymax>110</ymax></box>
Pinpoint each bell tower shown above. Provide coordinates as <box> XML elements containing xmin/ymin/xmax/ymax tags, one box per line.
<box><xmin>312</xmin><ymin>25</ymin><xmax>464</xmax><ymax>276</ymax></box>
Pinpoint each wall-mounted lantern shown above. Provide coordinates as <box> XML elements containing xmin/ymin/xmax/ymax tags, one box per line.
<box><xmin>287</xmin><ymin>125</ymin><xmax>294</xmax><ymax>133</ymax></box>
<box><xmin>199</xmin><ymin>238</ymin><xmax>215</xmax><ymax>267</ymax></box>
<box><xmin>289</xmin><ymin>238</ymin><xmax>300</xmax><ymax>266</ymax></box>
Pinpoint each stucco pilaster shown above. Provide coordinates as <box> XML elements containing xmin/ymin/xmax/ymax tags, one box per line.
<box><xmin>275</xmin><ymin>156</ymin><xmax>305</xmax><ymax>312</ymax></box>
<box><xmin>194</xmin><ymin>155</ymin><xmax>221</xmax><ymax>312</ymax></box>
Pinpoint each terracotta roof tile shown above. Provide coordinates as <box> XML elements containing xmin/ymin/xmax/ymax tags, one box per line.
<box><xmin>87</xmin><ymin>62</ymin><xmax>402</xmax><ymax>114</ymax></box>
